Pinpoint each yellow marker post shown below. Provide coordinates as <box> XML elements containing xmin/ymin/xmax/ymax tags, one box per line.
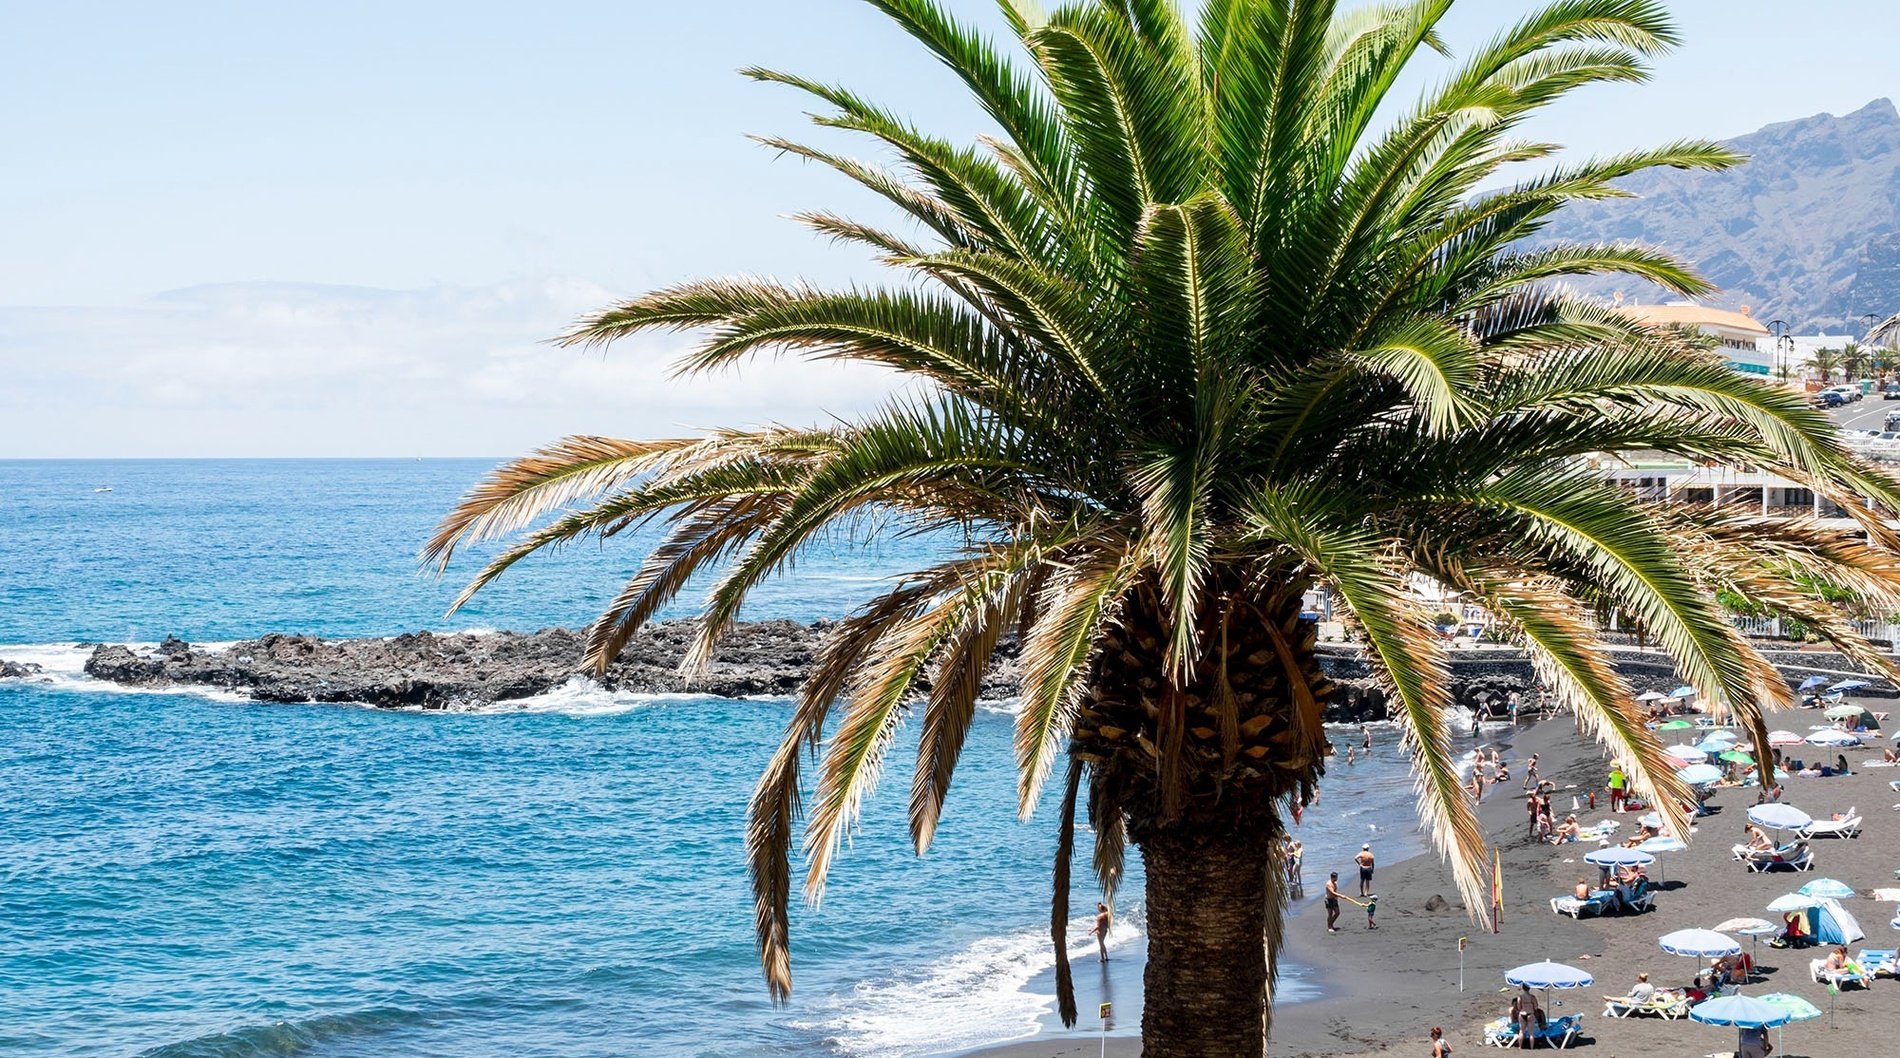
<box><xmin>1458</xmin><ymin>936</ymin><xmax>1468</xmax><ymax>991</ymax></box>
<box><xmin>1099</xmin><ymin>1002</ymin><xmax>1113</xmax><ymax>1058</ymax></box>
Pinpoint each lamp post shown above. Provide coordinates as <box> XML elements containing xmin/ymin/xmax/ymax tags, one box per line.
<box><xmin>1768</xmin><ymin>319</ymin><xmax>1792</xmax><ymax>382</ymax></box>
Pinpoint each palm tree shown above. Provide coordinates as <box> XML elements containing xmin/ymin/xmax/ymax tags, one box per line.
<box><xmin>1805</xmin><ymin>346</ymin><xmax>1843</xmax><ymax>383</ymax></box>
<box><xmin>425</xmin><ymin>2</ymin><xmax>1900</xmax><ymax>1054</ymax></box>
<box><xmin>1839</xmin><ymin>343</ymin><xmax>1870</xmax><ymax>383</ymax></box>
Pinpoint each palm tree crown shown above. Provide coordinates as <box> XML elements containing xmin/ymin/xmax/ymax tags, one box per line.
<box><xmin>427</xmin><ymin>1</ymin><xmax>1900</xmax><ymax>1051</ymax></box>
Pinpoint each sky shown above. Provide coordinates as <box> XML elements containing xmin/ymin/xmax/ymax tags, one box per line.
<box><xmin>4</xmin><ymin>0</ymin><xmax>1897</xmax><ymax>458</ymax></box>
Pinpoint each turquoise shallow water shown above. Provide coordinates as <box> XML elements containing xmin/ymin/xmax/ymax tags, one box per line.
<box><xmin>0</xmin><ymin>459</ymin><xmax>1441</xmax><ymax>1057</ymax></box>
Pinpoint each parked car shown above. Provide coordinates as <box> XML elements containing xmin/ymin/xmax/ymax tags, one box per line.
<box><xmin>1885</xmin><ymin>409</ymin><xmax>1900</xmax><ymax>431</ymax></box>
<box><xmin>1813</xmin><ymin>390</ymin><xmax>1845</xmax><ymax>408</ymax></box>
<box><xmin>1827</xmin><ymin>384</ymin><xmax>1864</xmax><ymax>403</ymax></box>
<box><xmin>1883</xmin><ymin>382</ymin><xmax>1900</xmax><ymax>400</ymax></box>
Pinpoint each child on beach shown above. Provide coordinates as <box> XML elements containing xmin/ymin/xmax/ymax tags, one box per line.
<box><xmin>1340</xmin><ymin>892</ymin><xmax>1377</xmax><ymax>929</ymax></box>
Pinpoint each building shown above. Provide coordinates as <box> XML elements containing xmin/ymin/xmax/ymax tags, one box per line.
<box><xmin>1618</xmin><ymin>300</ymin><xmax>1773</xmax><ymax>374</ymax></box>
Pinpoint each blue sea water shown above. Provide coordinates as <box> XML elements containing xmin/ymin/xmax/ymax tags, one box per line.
<box><xmin>0</xmin><ymin>460</ymin><xmax>1450</xmax><ymax>1057</ymax></box>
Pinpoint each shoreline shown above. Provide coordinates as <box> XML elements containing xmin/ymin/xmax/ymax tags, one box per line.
<box><xmin>965</xmin><ymin>713</ymin><xmax>1900</xmax><ymax>1058</ymax></box>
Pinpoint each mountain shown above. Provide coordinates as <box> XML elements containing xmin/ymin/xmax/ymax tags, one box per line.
<box><xmin>1543</xmin><ymin>98</ymin><xmax>1900</xmax><ymax>334</ymax></box>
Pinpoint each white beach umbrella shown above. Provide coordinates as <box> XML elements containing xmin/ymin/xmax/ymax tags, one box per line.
<box><xmin>1798</xmin><ymin>878</ymin><xmax>1856</xmax><ymax>900</ymax></box>
<box><xmin>1767</xmin><ymin>730</ymin><xmax>1806</xmax><ymax>746</ymax></box>
<box><xmin>1747</xmin><ymin>804</ymin><xmax>1813</xmax><ymax>831</ymax></box>
<box><xmin>1805</xmin><ymin>729</ymin><xmax>1860</xmax><ymax>747</ymax></box>
<box><xmin>1767</xmin><ymin>893</ymin><xmax>1822</xmax><ymax>914</ymax></box>
<box><xmin>1661</xmin><ymin>928</ymin><xmax>1744</xmax><ymax>990</ymax></box>
<box><xmin>1636</xmin><ymin>690</ymin><xmax>1668</xmax><ymax>702</ymax></box>
<box><xmin>1665</xmin><ymin>744</ymin><xmax>1708</xmax><ymax>763</ymax></box>
<box><xmin>1676</xmin><ymin>763</ymin><xmax>1723</xmax><ymax>786</ymax></box>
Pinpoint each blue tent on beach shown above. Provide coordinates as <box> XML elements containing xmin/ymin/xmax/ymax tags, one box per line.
<box><xmin>1786</xmin><ymin>899</ymin><xmax>1864</xmax><ymax>945</ymax></box>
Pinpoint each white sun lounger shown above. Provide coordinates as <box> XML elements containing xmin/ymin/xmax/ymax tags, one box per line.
<box><xmin>1797</xmin><ymin>808</ymin><xmax>1862</xmax><ymax>839</ymax></box>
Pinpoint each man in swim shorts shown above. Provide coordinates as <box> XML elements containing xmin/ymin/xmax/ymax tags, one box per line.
<box><xmin>1355</xmin><ymin>844</ymin><xmax>1375</xmax><ymax>897</ymax></box>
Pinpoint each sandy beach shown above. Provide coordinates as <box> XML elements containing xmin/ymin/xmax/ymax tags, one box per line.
<box><xmin>971</xmin><ymin>715</ymin><xmax>1899</xmax><ymax>1057</ymax></box>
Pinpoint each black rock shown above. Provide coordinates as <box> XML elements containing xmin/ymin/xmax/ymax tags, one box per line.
<box><xmin>0</xmin><ymin>659</ymin><xmax>45</xmax><ymax>679</ymax></box>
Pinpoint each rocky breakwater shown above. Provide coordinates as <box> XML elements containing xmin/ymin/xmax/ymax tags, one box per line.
<box><xmin>78</xmin><ymin>623</ymin><xmax>860</xmax><ymax>710</ymax></box>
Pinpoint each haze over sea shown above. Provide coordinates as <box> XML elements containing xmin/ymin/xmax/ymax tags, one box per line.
<box><xmin>1</xmin><ymin>459</ymin><xmax>1441</xmax><ymax>1057</ymax></box>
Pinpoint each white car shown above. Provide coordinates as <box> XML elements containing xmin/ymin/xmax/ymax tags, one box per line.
<box><xmin>1825</xmin><ymin>384</ymin><xmax>1864</xmax><ymax>403</ymax></box>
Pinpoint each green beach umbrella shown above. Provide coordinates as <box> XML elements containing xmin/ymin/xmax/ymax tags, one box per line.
<box><xmin>1756</xmin><ymin>991</ymin><xmax>1822</xmax><ymax>1053</ymax></box>
<box><xmin>1720</xmin><ymin>749</ymin><xmax>1755</xmax><ymax>764</ymax></box>
<box><xmin>1824</xmin><ymin>704</ymin><xmax>1865</xmax><ymax>721</ymax></box>
<box><xmin>1659</xmin><ymin>719</ymin><xmax>1696</xmax><ymax>730</ymax></box>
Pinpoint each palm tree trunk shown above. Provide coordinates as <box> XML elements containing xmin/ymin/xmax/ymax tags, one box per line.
<box><xmin>1139</xmin><ymin>823</ymin><xmax>1278</xmax><ymax>1058</ymax></box>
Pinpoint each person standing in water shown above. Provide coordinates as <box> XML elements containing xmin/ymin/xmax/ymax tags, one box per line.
<box><xmin>1087</xmin><ymin>902</ymin><xmax>1111</xmax><ymax>963</ymax></box>
<box><xmin>1361</xmin><ymin>724</ymin><xmax>1372</xmax><ymax>754</ymax></box>
<box><xmin>1355</xmin><ymin>844</ymin><xmax>1376</xmax><ymax>897</ymax></box>
<box><xmin>1324</xmin><ymin>872</ymin><xmax>1343</xmax><ymax>933</ymax></box>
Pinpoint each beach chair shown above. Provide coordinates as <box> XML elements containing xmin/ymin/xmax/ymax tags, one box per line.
<box><xmin>1620</xmin><ymin>886</ymin><xmax>1657</xmax><ymax>913</ymax></box>
<box><xmin>1551</xmin><ymin>893</ymin><xmax>1614</xmax><ymax>919</ymax></box>
<box><xmin>1797</xmin><ymin>808</ymin><xmax>1862</xmax><ymax>839</ymax></box>
<box><xmin>1857</xmin><ymin>949</ymin><xmax>1898</xmax><ymax>979</ymax></box>
<box><xmin>1743</xmin><ymin>842</ymin><xmax>1813</xmax><ymax>872</ymax></box>
<box><xmin>1602</xmin><ymin>993</ymin><xmax>1690</xmax><ymax>1019</ymax></box>
<box><xmin>1811</xmin><ymin>958</ymin><xmax>1869</xmax><ymax>989</ymax></box>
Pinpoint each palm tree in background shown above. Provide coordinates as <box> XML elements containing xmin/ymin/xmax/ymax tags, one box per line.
<box><xmin>1805</xmin><ymin>346</ymin><xmax>1843</xmax><ymax>383</ymax></box>
<box><xmin>1839</xmin><ymin>343</ymin><xmax>1870</xmax><ymax>383</ymax></box>
<box><xmin>426</xmin><ymin>2</ymin><xmax>1900</xmax><ymax>1054</ymax></box>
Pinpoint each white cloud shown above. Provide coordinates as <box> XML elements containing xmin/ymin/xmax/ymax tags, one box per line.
<box><xmin>0</xmin><ymin>279</ymin><xmax>903</xmax><ymax>457</ymax></box>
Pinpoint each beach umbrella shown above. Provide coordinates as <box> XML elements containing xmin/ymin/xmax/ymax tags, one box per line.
<box><xmin>1670</xmin><ymin>685</ymin><xmax>1698</xmax><ymax>698</ymax></box>
<box><xmin>1694</xmin><ymin>736</ymin><xmax>1732</xmax><ymax>754</ymax></box>
<box><xmin>1799</xmin><ymin>878</ymin><xmax>1856</xmax><ymax>900</ymax></box>
<box><xmin>1798</xmin><ymin>675</ymin><xmax>1828</xmax><ymax>690</ymax></box>
<box><xmin>1829</xmin><ymin>679</ymin><xmax>1869</xmax><ymax>693</ymax></box>
<box><xmin>1637</xmin><ymin>690</ymin><xmax>1669</xmax><ymax>702</ymax></box>
<box><xmin>1638</xmin><ymin>812</ymin><xmax>1664</xmax><ymax>829</ymax></box>
<box><xmin>1638</xmin><ymin>835</ymin><xmax>1687</xmax><ymax>883</ymax></box>
<box><xmin>1662</xmin><ymin>928</ymin><xmax>1744</xmax><ymax>993</ymax></box>
<box><xmin>1660</xmin><ymin>928</ymin><xmax>1742</xmax><ymax>958</ymax></box>
<box><xmin>1768</xmin><ymin>730</ymin><xmax>1806</xmax><ymax>746</ymax></box>
<box><xmin>1767</xmin><ymin>893</ymin><xmax>1822</xmax><ymax>914</ymax></box>
<box><xmin>1665</xmin><ymin>744</ymin><xmax>1707</xmax><ymax>762</ymax></box>
<box><xmin>1503</xmin><ymin>960</ymin><xmax>1592</xmax><ymax>1017</ymax></box>
<box><xmin>1824</xmin><ymin>703</ymin><xmax>1866</xmax><ymax>721</ymax></box>
<box><xmin>1690</xmin><ymin>994</ymin><xmax>1794</xmax><ymax>1055</ymax></box>
<box><xmin>1719</xmin><ymin>749</ymin><xmax>1755</xmax><ymax>765</ymax></box>
<box><xmin>1805</xmin><ymin>729</ymin><xmax>1860</xmax><ymax>747</ymax></box>
<box><xmin>1716</xmin><ymin>916</ymin><xmax>1780</xmax><ymax>971</ymax></box>
<box><xmin>1657</xmin><ymin>718</ymin><xmax>1695</xmax><ymax>730</ymax></box>
<box><xmin>1676</xmin><ymin>762</ymin><xmax>1723</xmax><ymax>785</ymax></box>
<box><xmin>1585</xmin><ymin>847</ymin><xmax>1655</xmax><ymax>868</ymax></box>
<box><xmin>1755</xmin><ymin>992</ymin><xmax>1822</xmax><ymax>1055</ymax></box>
<box><xmin>1748</xmin><ymin>803</ymin><xmax>1813</xmax><ymax>831</ymax></box>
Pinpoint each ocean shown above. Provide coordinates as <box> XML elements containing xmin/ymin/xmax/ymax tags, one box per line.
<box><xmin>0</xmin><ymin>459</ymin><xmax>1460</xmax><ymax>1057</ymax></box>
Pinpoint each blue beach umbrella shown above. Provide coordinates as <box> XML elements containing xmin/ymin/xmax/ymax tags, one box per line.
<box><xmin>1798</xmin><ymin>675</ymin><xmax>1828</xmax><ymax>690</ymax></box>
<box><xmin>1676</xmin><ymin>762</ymin><xmax>1723</xmax><ymax>785</ymax></box>
<box><xmin>1585</xmin><ymin>847</ymin><xmax>1654</xmax><ymax>869</ymax></box>
<box><xmin>1638</xmin><ymin>812</ymin><xmax>1664</xmax><ymax>829</ymax></box>
<box><xmin>1690</xmin><ymin>994</ymin><xmax>1793</xmax><ymax>1029</ymax></box>
<box><xmin>1694</xmin><ymin>737</ymin><xmax>1732</xmax><ymax>754</ymax></box>
<box><xmin>1670</xmin><ymin>685</ymin><xmax>1697</xmax><ymax>698</ymax></box>
<box><xmin>1829</xmin><ymin>679</ymin><xmax>1869</xmax><ymax>693</ymax></box>
<box><xmin>1747</xmin><ymin>803</ymin><xmax>1813</xmax><ymax>831</ymax></box>
<box><xmin>1798</xmin><ymin>878</ymin><xmax>1856</xmax><ymax>900</ymax></box>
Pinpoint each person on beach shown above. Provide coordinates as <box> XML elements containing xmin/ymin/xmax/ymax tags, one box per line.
<box><xmin>1324</xmin><ymin>872</ymin><xmax>1343</xmax><ymax>933</ymax></box>
<box><xmin>1284</xmin><ymin>839</ymin><xmax>1304</xmax><ymax>889</ymax></box>
<box><xmin>1468</xmin><ymin>768</ymin><xmax>1485</xmax><ymax>802</ymax></box>
<box><xmin>1525</xmin><ymin>791</ymin><xmax>1542</xmax><ymax>838</ymax></box>
<box><xmin>1355</xmin><ymin>844</ymin><xmax>1375</xmax><ymax>897</ymax></box>
<box><xmin>1607</xmin><ymin>764</ymin><xmax>1627</xmax><ymax>812</ymax></box>
<box><xmin>1551</xmin><ymin>814</ymin><xmax>1580</xmax><ymax>845</ymax></box>
<box><xmin>1627</xmin><ymin>971</ymin><xmax>1655</xmax><ymax>1003</ymax></box>
<box><xmin>1743</xmin><ymin>823</ymin><xmax>1773</xmax><ymax>852</ymax></box>
<box><xmin>1347</xmin><ymin>745</ymin><xmax>1356</xmax><ymax>765</ymax></box>
<box><xmin>1737</xmin><ymin>1023</ymin><xmax>1773</xmax><ymax>1058</ymax></box>
<box><xmin>1428</xmin><ymin>1025</ymin><xmax>1451</xmax><ymax>1058</ymax></box>
<box><xmin>1508</xmin><ymin>985</ymin><xmax>1541</xmax><ymax>1049</ymax></box>
<box><xmin>1088</xmin><ymin>903</ymin><xmax>1111</xmax><ymax>963</ymax></box>
<box><xmin>1522</xmin><ymin>753</ymin><xmax>1539</xmax><ymax>790</ymax></box>
<box><xmin>1507</xmin><ymin>691</ymin><xmax>1521</xmax><ymax>725</ymax></box>
<box><xmin>1493</xmin><ymin>760</ymin><xmax>1509</xmax><ymax>785</ymax></box>
<box><xmin>1362</xmin><ymin>724</ymin><xmax>1372</xmax><ymax>753</ymax></box>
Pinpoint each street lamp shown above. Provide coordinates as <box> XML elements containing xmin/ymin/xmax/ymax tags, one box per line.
<box><xmin>1767</xmin><ymin>319</ymin><xmax>1791</xmax><ymax>381</ymax></box>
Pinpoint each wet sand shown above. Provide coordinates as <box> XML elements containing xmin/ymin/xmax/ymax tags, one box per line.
<box><xmin>968</xmin><ymin>715</ymin><xmax>1898</xmax><ymax>1057</ymax></box>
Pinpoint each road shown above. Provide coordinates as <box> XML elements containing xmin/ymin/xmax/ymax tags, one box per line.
<box><xmin>1828</xmin><ymin>390</ymin><xmax>1900</xmax><ymax>432</ymax></box>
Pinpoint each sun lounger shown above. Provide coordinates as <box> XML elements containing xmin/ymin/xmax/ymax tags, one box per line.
<box><xmin>1741</xmin><ymin>842</ymin><xmax>1813</xmax><ymax>872</ymax></box>
<box><xmin>1551</xmin><ymin>893</ymin><xmax>1613</xmax><ymax>918</ymax></box>
<box><xmin>1797</xmin><ymin>808</ymin><xmax>1861</xmax><ymax>838</ymax></box>
<box><xmin>1483</xmin><ymin>1014</ymin><xmax>1582</xmax><ymax>1049</ymax></box>
<box><xmin>1811</xmin><ymin>957</ymin><xmax>1869</xmax><ymax>988</ymax></box>
<box><xmin>1858</xmin><ymin>949</ymin><xmax>1898</xmax><ymax>979</ymax></box>
<box><xmin>1602</xmin><ymin>992</ymin><xmax>1690</xmax><ymax>1019</ymax></box>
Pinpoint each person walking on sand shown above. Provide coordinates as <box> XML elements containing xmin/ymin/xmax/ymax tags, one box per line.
<box><xmin>1087</xmin><ymin>902</ymin><xmax>1111</xmax><ymax>963</ymax></box>
<box><xmin>1429</xmin><ymin>1026</ymin><xmax>1452</xmax><ymax>1058</ymax></box>
<box><xmin>1607</xmin><ymin>763</ymin><xmax>1627</xmax><ymax>813</ymax></box>
<box><xmin>1324</xmin><ymin>872</ymin><xmax>1343</xmax><ymax>933</ymax></box>
<box><xmin>1355</xmin><ymin>844</ymin><xmax>1375</xmax><ymax>897</ymax></box>
<box><xmin>1522</xmin><ymin>753</ymin><xmax>1539</xmax><ymax>790</ymax></box>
